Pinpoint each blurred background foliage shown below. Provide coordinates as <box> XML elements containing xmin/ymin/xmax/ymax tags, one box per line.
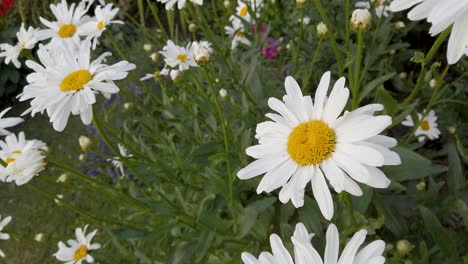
<box><xmin>0</xmin><ymin>0</ymin><xmax>467</xmax><ymax>263</ymax></box>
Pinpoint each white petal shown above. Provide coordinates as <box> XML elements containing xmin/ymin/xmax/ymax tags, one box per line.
<box><xmin>311</xmin><ymin>167</ymin><xmax>334</xmax><ymax>220</ymax></box>
<box><xmin>324</xmin><ymin>224</ymin><xmax>339</xmax><ymax>264</ymax></box>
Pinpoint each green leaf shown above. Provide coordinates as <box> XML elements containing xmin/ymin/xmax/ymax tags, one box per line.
<box><xmin>373</xmin><ymin>193</ymin><xmax>408</xmax><ymax>237</ymax></box>
<box><xmin>238</xmin><ymin>197</ymin><xmax>276</xmax><ymax>237</ymax></box>
<box><xmin>383</xmin><ymin>146</ymin><xmax>447</xmax><ymax>181</ymax></box>
<box><xmin>411</xmin><ymin>51</ymin><xmax>425</xmax><ymax>63</ymax></box>
<box><xmin>358</xmin><ymin>72</ymin><xmax>395</xmax><ymax>103</ymax></box>
<box><xmin>455</xmin><ymin>134</ymin><xmax>468</xmax><ymax>165</ymax></box>
<box><xmin>419</xmin><ymin>206</ymin><xmax>457</xmax><ymax>257</ymax></box>
<box><xmin>376</xmin><ymin>87</ymin><xmax>398</xmax><ymax>115</ymax></box>
<box><xmin>448</xmin><ymin>137</ymin><xmax>463</xmax><ymax>196</ymax></box>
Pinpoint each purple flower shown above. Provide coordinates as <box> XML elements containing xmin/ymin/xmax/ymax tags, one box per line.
<box><xmin>261</xmin><ymin>37</ymin><xmax>281</xmax><ymax>61</ymax></box>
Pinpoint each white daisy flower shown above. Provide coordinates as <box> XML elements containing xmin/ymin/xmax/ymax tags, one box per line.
<box><xmin>225</xmin><ymin>17</ymin><xmax>251</xmax><ymax>50</ymax></box>
<box><xmin>159</xmin><ymin>40</ymin><xmax>198</xmax><ymax>71</ymax></box>
<box><xmin>81</xmin><ymin>3</ymin><xmax>123</xmax><ymax>49</ymax></box>
<box><xmin>234</xmin><ymin>0</ymin><xmax>263</xmax><ymax>23</ymax></box>
<box><xmin>156</xmin><ymin>0</ymin><xmax>203</xmax><ymax>10</ymax></box>
<box><xmin>192</xmin><ymin>40</ymin><xmax>213</xmax><ymax>64</ymax></box>
<box><xmin>0</xmin><ymin>107</ymin><xmax>23</xmax><ymax>136</ymax></box>
<box><xmin>0</xmin><ymin>214</ymin><xmax>12</xmax><ymax>258</ymax></box>
<box><xmin>108</xmin><ymin>143</ymin><xmax>132</xmax><ymax>176</ymax></box>
<box><xmin>0</xmin><ymin>23</ymin><xmax>38</xmax><ymax>68</ymax></box>
<box><xmin>242</xmin><ymin>223</ymin><xmax>385</xmax><ymax>264</ymax></box>
<box><xmin>237</xmin><ymin>72</ymin><xmax>401</xmax><ymax>220</ymax></box>
<box><xmin>170</xmin><ymin>69</ymin><xmax>182</xmax><ymax>82</ymax></box>
<box><xmin>355</xmin><ymin>0</ymin><xmax>392</xmax><ymax>17</ymax></box>
<box><xmin>0</xmin><ymin>132</ymin><xmax>47</xmax><ymax>186</ymax></box>
<box><xmin>18</xmin><ymin>40</ymin><xmax>135</xmax><ymax>132</ymax></box>
<box><xmin>402</xmin><ymin>110</ymin><xmax>440</xmax><ymax>142</ymax></box>
<box><xmin>36</xmin><ymin>0</ymin><xmax>91</xmax><ymax>47</ymax></box>
<box><xmin>54</xmin><ymin>225</ymin><xmax>101</xmax><ymax>264</ymax></box>
<box><xmin>140</xmin><ymin>67</ymin><xmax>169</xmax><ymax>81</ymax></box>
<box><xmin>390</xmin><ymin>0</ymin><xmax>468</xmax><ymax>64</ymax></box>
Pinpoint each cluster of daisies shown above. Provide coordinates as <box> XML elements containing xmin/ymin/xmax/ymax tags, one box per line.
<box><xmin>0</xmin><ymin>0</ymin><xmax>135</xmax><ymax>261</ymax></box>
<box><xmin>156</xmin><ymin>0</ymin><xmax>203</xmax><ymax>10</ymax></box>
<box><xmin>225</xmin><ymin>0</ymin><xmax>263</xmax><ymax>49</ymax></box>
<box><xmin>141</xmin><ymin>39</ymin><xmax>213</xmax><ymax>82</ymax></box>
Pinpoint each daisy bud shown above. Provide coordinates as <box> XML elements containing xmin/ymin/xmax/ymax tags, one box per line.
<box><xmin>351</xmin><ymin>9</ymin><xmax>372</xmax><ymax>31</ymax></box>
<box><xmin>389</xmin><ymin>49</ymin><xmax>396</xmax><ymax>55</ymax></box>
<box><xmin>124</xmin><ymin>102</ymin><xmax>134</xmax><ymax>110</ymax></box>
<box><xmin>143</xmin><ymin>44</ymin><xmax>152</xmax><ymax>52</ymax></box>
<box><xmin>188</xmin><ymin>23</ymin><xmax>198</xmax><ymax>33</ymax></box>
<box><xmin>54</xmin><ymin>194</ymin><xmax>64</xmax><ymax>205</ymax></box>
<box><xmin>34</xmin><ymin>233</ymin><xmax>45</xmax><ymax>242</ymax></box>
<box><xmin>416</xmin><ymin>181</ymin><xmax>426</xmax><ymax>191</ymax></box>
<box><xmin>170</xmin><ymin>70</ymin><xmax>182</xmax><ymax>82</ymax></box>
<box><xmin>396</xmin><ymin>240</ymin><xmax>413</xmax><ymax>256</ymax></box>
<box><xmin>219</xmin><ymin>88</ymin><xmax>227</xmax><ymax>99</ymax></box>
<box><xmin>296</xmin><ymin>0</ymin><xmax>307</xmax><ymax>8</ymax></box>
<box><xmin>215</xmin><ymin>78</ymin><xmax>220</xmax><ymax>83</ymax></box>
<box><xmin>223</xmin><ymin>0</ymin><xmax>231</xmax><ymax>9</ymax></box>
<box><xmin>192</xmin><ymin>41</ymin><xmax>213</xmax><ymax>64</ymax></box>
<box><xmin>429</xmin><ymin>78</ymin><xmax>437</xmax><ymax>88</ymax></box>
<box><xmin>56</xmin><ymin>173</ymin><xmax>69</xmax><ymax>183</ymax></box>
<box><xmin>399</xmin><ymin>72</ymin><xmax>407</xmax><ymax>80</ymax></box>
<box><xmin>78</xmin><ymin>136</ymin><xmax>92</xmax><ymax>152</ymax></box>
<box><xmin>448</xmin><ymin>126</ymin><xmax>456</xmax><ymax>134</ymax></box>
<box><xmin>316</xmin><ymin>22</ymin><xmax>328</xmax><ymax>38</ymax></box>
<box><xmin>149</xmin><ymin>52</ymin><xmax>158</xmax><ymax>62</ymax></box>
<box><xmin>79</xmin><ymin>154</ymin><xmax>86</xmax><ymax>161</ymax></box>
<box><xmin>395</xmin><ymin>21</ymin><xmax>406</xmax><ymax>29</ymax></box>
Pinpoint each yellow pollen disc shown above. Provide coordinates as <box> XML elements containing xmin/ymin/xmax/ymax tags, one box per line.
<box><xmin>5</xmin><ymin>157</ymin><xmax>16</xmax><ymax>164</ymax></box>
<box><xmin>12</xmin><ymin>150</ymin><xmax>22</xmax><ymax>154</ymax></box>
<box><xmin>74</xmin><ymin>245</ymin><xmax>88</xmax><ymax>261</ymax></box>
<box><xmin>374</xmin><ymin>0</ymin><xmax>382</xmax><ymax>8</ymax></box>
<box><xmin>240</xmin><ymin>6</ymin><xmax>248</xmax><ymax>17</ymax></box>
<box><xmin>420</xmin><ymin>120</ymin><xmax>430</xmax><ymax>131</ymax></box>
<box><xmin>60</xmin><ymin>70</ymin><xmax>93</xmax><ymax>92</ymax></box>
<box><xmin>235</xmin><ymin>31</ymin><xmax>245</xmax><ymax>37</ymax></box>
<box><xmin>58</xmin><ymin>24</ymin><xmax>77</xmax><ymax>38</ymax></box>
<box><xmin>287</xmin><ymin>120</ymin><xmax>336</xmax><ymax>166</ymax></box>
<box><xmin>177</xmin><ymin>54</ymin><xmax>188</xmax><ymax>62</ymax></box>
<box><xmin>97</xmin><ymin>20</ymin><xmax>105</xmax><ymax>30</ymax></box>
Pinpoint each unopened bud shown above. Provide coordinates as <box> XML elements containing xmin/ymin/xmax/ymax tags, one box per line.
<box><xmin>188</xmin><ymin>23</ymin><xmax>197</xmax><ymax>33</ymax></box>
<box><xmin>416</xmin><ymin>181</ymin><xmax>426</xmax><ymax>191</ymax></box>
<box><xmin>296</xmin><ymin>0</ymin><xmax>307</xmax><ymax>8</ymax></box>
<box><xmin>448</xmin><ymin>126</ymin><xmax>456</xmax><ymax>134</ymax></box>
<box><xmin>219</xmin><ymin>88</ymin><xmax>227</xmax><ymax>99</ymax></box>
<box><xmin>149</xmin><ymin>52</ymin><xmax>158</xmax><ymax>61</ymax></box>
<box><xmin>395</xmin><ymin>21</ymin><xmax>405</xmax><ymax>29</ymax></box>
<box><xmin>34</xmin><ymin>233</ymin><xmax>45</xmax><ymax>242</ymax></box>
<box><xmin>316</xmin><ymin>22</ymin><xmax>328</xmax><ymax>38</ymax></box>
<box><xmin>399</xmin><ymin>72</ymin><xmax>407</xmax><ymax>80</ymax></box>
<box><xmin>224</xmin><ymin>0</ymin><xmax>231</xmax><ymax>9</ymax></box>
<box><xmin>396</xmin><ymin>240</ymin><xmax>413</xmax><ymax>256</ymax></box>
<box><xmin>124</xmin><ymin>102</ymin><xmax>134</xmax><ymax>110</ymax></box>
<box><xmin>79</xmin><ymin>154</ymin><xmax>86</xmax><ymax>161</ymax></box>
<box><xmin>54</xmin><ymin>194</ymin><xmax>64</xmax><ymax>205</ymax></box>
<box><xmin>429</xmin><ymin>78</ymin><xmax>437</xmax><ymax>88</ymax></box>
<box><xmin>143</xmin><ymin>44</ymin><xmax>152</xmax><ymax>52</ymax></box>
<box><xmin>351</xmin><ymin>9</ymin><xmax>372</xmax><ymax>31</ymax></box>
<box><xmin>79</xmin><ymin>136</ymin><xmax>92</xmax><ymax>152</ymax></box>
<box><xmin>56</xmin><ymin>173</ymin><xmax>68</xmax><ymax>183</ymax></box>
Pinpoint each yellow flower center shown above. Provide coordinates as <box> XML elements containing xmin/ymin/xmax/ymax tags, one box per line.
<box><xmin>235</xmin><ymin>31</ymin><xmax>245</xmax><ymax>37</ymax></box>
<box><xmin>74</xmin><ymin>245</ymin><xmax>88</xmax><ymax>261</ymax></box>
<box><xmin>420</xmin><ymin>120</ymin><xmax>430</xmax><ymax>131</ymax></box>
<box><xmin>177</xmin><ymin>54</ymin><xmax>188</xmax><ymax>62</ymax></box>
<box><xmin>240</xmin><ymin>5</ymin><xmax>248</xmax><ymax>17</ymax></box>
<box><xmin>373</xmin><ymin>0</ymin><xmax>382</xmax><ymax>8</ymax></box>
<box><xmin>4</xmin><ymin>150</ymin><xmax>22</xmax><ymax>165</ymax></box>
<box><xmin>287</xmin><ymin>120</ymin><xmax>336</xmax><ymax>166</ymax></box>
<box><xmin>60</xmin><ymin>70</ymin><xmax>93</xmax><ymax>92</ymax></box>
<box><xmin>58</xmin><ymin>24</ymin><xmax>77</xmax><ymax>38</ymax></box>
<box><xmin>97</xmin><ymin>20</ymin><xmax>105</xmax><ymax>30</ymax></box>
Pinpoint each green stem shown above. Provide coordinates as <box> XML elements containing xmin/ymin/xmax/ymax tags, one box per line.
<box><xmin>424</xmin><ymin>27</ymin><xmax>451</xmax><ymax>64</ymax></box>
<box><xmin>344</xmin><ymin>193</ymin><xmax>356</xmax><ymax>226</ymax></box>
<box><xmin>107</xmin><ymin>32</ymin><xmax>127</xmax><ymax>60</ymax></box>
<box><xmin>0</xmin><ymin>159</ymin><xmax>6</xmax><ymax>167</ymax></box>
<box><xmin>92</xmin><ymin>111</ymin><xmax>120</xmax><ymax>157</ymax></box>
<box><xmin>352</xmin><ymin>31</ymin><xmax>364</xmax><ymax>109</ymax></box>
<box><xmin>344</xmin><ymin>0</ymin><xmax>350</xmax><ymax>51</ymax></box>
<box><xmin>146</xmin><ymin>0</ymin><xmax>169</xmax><ymax>40</ymax></box>
<box><xmin>293</xmin><ymin>8</ymin><xmax>305</xmax><ymax>75</ymax></box>
<box><xmin>303</xmin><ymin>38</ymin><xmax>323</xmax><ymax>90</ymax></box>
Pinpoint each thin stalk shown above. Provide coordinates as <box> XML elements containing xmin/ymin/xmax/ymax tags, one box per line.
<box><xmin>107</xmin><ymin>32</ymin><xmax>127</xmax><ymax>60</ymax></box>
<box><xmin>137</xmin><ymin>0</ymin><xmax>146</xmax><ymax>29</ymax></box>
<box><xmin>351</xmin><ymin>31</ymin><xmax>364</xmax><ymax>109</ymax></box>
<box><xmin>303</xmin><ymin>38</ymin><xmax>323</xmax><ymax>90</ymax></box>
<box><xmin>345</xmin><ymin>0</ymin><xmax>350</xmax><ymax>51</ymax></box>
<box><xmin>345</xmin><ymin>193</ymin><xmax>356</xmax><ymax>226</ymax></box>
<box><xmin>293</xmin><ymin>8</ymin><xmax>305</xmax><ymax>75</ymax></box>
<box><xmin>146</xmin><ymin>0</ymin><xmax>169</xmax><ymax>40</ymax></box>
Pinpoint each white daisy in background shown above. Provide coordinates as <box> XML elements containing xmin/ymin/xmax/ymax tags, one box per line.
<box><xmin>156</xmin><ymin>0</ymin><xmax>203</xmax><ymax>10</ymax></box>
<box><xmin>225</xmin><ymin>18</ymin><xmax>251</xmax><ymax>50</ymax></box>
<box><xmin>108</xmin><ymin>143</ymin><xmax>132</xmax><ymax>176</ymax></box>
<box><xmin>140</xmin><ymin>67</ymin><xmax>169</xmax><ymax>81</ymax></box>
<box><xmin>81</xmin><ymin>3</ymin><xmax>123</xmax><ymax>49</ymax></box>
<box><xmin>0</xmin><ymin>107</ymin><xmax>23</xmax><ymax>136</ymax></box>
<box><xmin>36</xmin><ymin>0</ymin><xmax>91</xmax><ymax>47</ymax></box>
<box><xmin>18</xmin><ymin>40</ymin><xmax>135</xmax><ymax>132</ymax></box>
<box><xmin>390</xmin><ymin>0</ymin><xmax>468</xmax><ymax>64</ymax></box>
<box><xmin>192</xmin><ymin>40</ymin><xmax>213</xmax><ymax>64</ymax></box>
<box><xmin>242</xmin><ymin>223</ymin><xmax>385</xmax><ymax>264</ymax></box>
<box><xmin>355</xmin><ymin>0</ymin><xmax>392</xmax><ymax>17</ymax></box>
<box><xmin>54</xmin><ymin>225</ymin><xmax>101</xmax><ymax>264</ymax></box>
<box><xmin>0</xmin><ymin>23</ymin><xmax>38</xmax><ymax>68</ymax></box>
<box><xmin>170</xmin><ymin>69</ymin><xmax>182</xmax><ymax>82</ymax></box>
<box><xmin>402</xmin><ymin>110</ymin><xmax>440</xmax><ymax>142</ymax></box>
<box><xmin>159</xmin><ymin>40</ymin><xmax>198</xmax><ymax>71</ymax></box>
<box><xmin>0</xmin><ymin>132</ymin><xmax>47</xmax><ymax>186</ymax></box>
<box><xmin>0</xmin><ymin>215</ymin><xmax>12</xmax><ymax>258</ymax></box>
<box><xmin>233</xmin><ymin>0</ymin><xmax>263</xmax><ymax>23</ymax></box>
<box><xmin>237</xmin><ymin>72</ymin><xmax>401</xmax><ymax>220</ymax></box>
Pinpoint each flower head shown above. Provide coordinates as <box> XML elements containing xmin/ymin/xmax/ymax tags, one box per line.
<box><xmin>242</xmin><ymin>223</ymin><xmax>386</xmax><ymax>264</ymax></box>
<box><xmin>156</xmin><ymin>0</ymin><xmax>203</xmax><ymax>10</ymax></box>
<box><xmin>402</xmin><ymin>110</ymin><xmax>440</xmax><ymax>142</ymax></box>
<box><xmin>225</xmin><ymin>18</ymin><xmax>251</xmax><ymax>49</ymax></box>
<box><xmin>237</xmin><ymin>72</ymin><xmax>400</xmax><ymax>220</ymax></box>
<box><xmin>192</xmin><ymin>40</ymin><xmax>213</xmax><ymax>64</ymax></box>
<box><xmin>18</xmin><ymin>40</ymin><xmax>135</xmax><ymax>132</ymax></box>
<box><xmin>0</xmin><ymin>214</ymin><xmax>12</xmax><ymax>258</ymax></box>
<box><xmin>160</xmin><ymin>40</ymin><xmax>198</xmax><ymax>71</ymax></box>
<box><xmin>0</xmin><ymin>107</ymin><xmax>23</xmax><ymax>136</ymax></box>
<box><xmin>81</xmin><ymin>3</ymin><xmax>123</xmax><ymax>49</ymax></box>
<box><xmin>54</xmin><ymin>225</ymin><xmax>101</xmax><ymax>264</ymax></box>
<box><xmin>0</xmin><ymin>23</ymin><xmax>38</xmax><ymax>68</ymax></box>
<box><xmin>351</xmin><ymin>9</ymin><xmax>372</xmax><ymax>30</ymax></box>
<box><xmin>356</xmin><ymin>0</ymin><xmax>391</xmax><ymax>17</ymax></box>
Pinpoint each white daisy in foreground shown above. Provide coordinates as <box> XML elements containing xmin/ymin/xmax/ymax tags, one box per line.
<box><xmin>242</xmin><ymin>223</ymin><xmax>385</xmax><ymax>264</ymax></box>
<box><xmin>402</xmin><ymin>110</ymin><xmax>440</xmax><ymax>142</ymax></box>
<box><xmin>36</xmin><ymin>0</ymin><xmax>90</xmax><ymax>47</ymax></box>
<box><xmin>225</xmin><ymin>18</ymin><xmax>251</xmax><ymax>50</ymax></box>
<box><xmin>0</xmin><ymin>132</ymin><xmax>47</xmax><ymax>186</ymax></box>
<box><xmin>54</xmin><ymin>225</ymin><xmax>101</xmax><ymax>264</ymax></box>
<box><xmin>18</xmin><ymin>40</ymin><xmax>135</xmax><ymax>132</ymax></box>
<box><xmin>0</xmin><ymin>24</ymin><xmax>38</xmax><ymax>68</ymax></box>
<box><xmin>156</xmin><ymin>0</ymin><xmax>203</xmax><ymax>10</ymax></box>
<box><xmin>237</xmin><ymin>72</ymin><xmax>401</xmax><ymax>220</ymax></box>
<box><xmin>192</xmin><ymin>40</ymin><xmax>213</xmax><ymax>64</ymax></box>
<box><xmin>108</xmin><ymin>143</ymin><xmax>132</xmax><ymax>176</ymax></box>
<box><xmin>159</xmin><ymin>40</ymin><xmax>197</xmax><ymax>71</ymax></box>
<box><xmin>0</xmin><ymin>107</ymin><xmax>23</xmax><ymax>136</ymax></box>
<box><xmin>390</xmin><ymin>0</ymin><xmax>468</xmax><ymax>64</ymax></box>
<box><xmin>140</xmin><ymin>67</ymin><xmax>169</xmax><ymax>81</ymax></box>
<box><xmin>0</xmin><ymin>215</ymin><xmax>12</xmax><ymax>258</ymax></box>
<box><xmin>81</xmin><ymin>3</ymin><xmax>123</xmax><ymax>49</ymax></box>
<box><xmin>355</xmin><ymin>0</ymin><xmax>391</xmax><ymax>17</ymax></box>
